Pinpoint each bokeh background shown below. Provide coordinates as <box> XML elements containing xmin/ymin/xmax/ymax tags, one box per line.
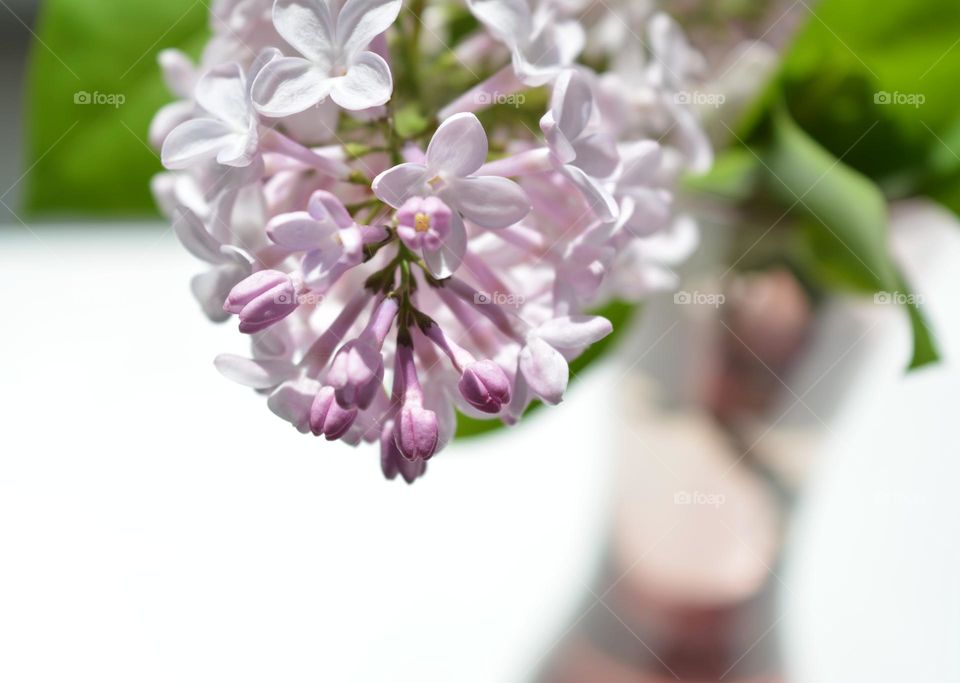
<box><xmin>1</xmin><ymin>1</ymin><xmax>959</xmax><ymax>682</ymax></box>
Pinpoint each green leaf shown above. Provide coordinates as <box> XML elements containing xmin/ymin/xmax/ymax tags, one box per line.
<box><xmin>683</xmin><ymin>147</ymin><xmax>761</xmax><ymax>203</ymax></box>
<box><xmin>756</xmin><ymin>0</ymin><xmax>960</xmax><ymax>193</ymax></box>
<box><xmin>24</xmin><ymin>0</ymin><xmax>208</xmax><ymax>216</ymax></box>
<box><xmin>763</xmin><ymin>108</ymin><xmax>939</xmax><ymax>370</ymax></box>
<box><xmin>393</xmin><ymin>103</ymin><xmax>430</xmax><ymax>139</ymax></box>
<box><xmin>455</xmin><ymin>301</ymin><xmax>637</xmax><ymax>439</ymax></box>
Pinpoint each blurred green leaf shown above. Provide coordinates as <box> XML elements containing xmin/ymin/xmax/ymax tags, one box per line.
<box><xmin>763</xmin><ymin>108</ymin><xmax>938</xmax><ymax>369</ymax></box>
<box><xmin>764</xmin><ymin>0</ymin><xmax>960</xmax><ymax>192</ymax></box>
<box><xmin>683</xmin><ymin>147</ymin><xmax>761</xmax><ymax>203</ymax></box>
<box><xmin>393</xmin><ymin>103</ymin><xmax>430</xmax><ymax>139</ymax></box>
<box><xmin>24</xmin><ymin>0</ymin><xmax>207</xmax><ymax>216</ymax></box>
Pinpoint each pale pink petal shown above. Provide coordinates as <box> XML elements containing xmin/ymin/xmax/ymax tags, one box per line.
<box><xmin>251</xmin><ymin>57</ymin><xmax>333</xmax><ymax>118</ymax></box>
<box><xmin>519</xmin><ymin>336</ymin><xmax>568</xmax><ymax>405</ymax></box>
<box><xmin>554</xmin><ymin>20</ymin><xmax>585</xmax><ymax>65</ymax></box>
<box><xmin>268</xmin><ymin>379</ymin><xmax>322</xmax><ymax>433</ymax></box>
<box><xmin>195</xmin><ymin>62</ymin><xmax>250</xmax><ymax>130</ymax></box>
<box><xmin>273</xmin><ymin>0</ymin><xmax>336</xmax><ymax>63</ymax></box>
<box><xmin>191</xmin><ymin>264</ymin><xmax>248</xmax><ymax>322</ymax></box>
<box><xmin>444</xmin><ymin>176</ymin><xmax>530</xmax><ymax>229</ymax></box>
<box><xmin>215</xmin><ymin>126</ymin><xmax>259</xmax><ymax>167</ymax></box>
<box><xmin>148</xmin><ymin>100</ymin><xmax>194</xmax><ymax>150</ymax></box>
<box><xmin>560</xmin><ymin>164</ymin><xmax>619</xmax><ymax>223</ymax></box>
<box><xmin>572</xmin><ymin>132</ymin><xmax>619</xmax><ymax>178</ymax></box>
<box><xmin>215</xmin><ymin>354</ymin><xmax>299</xmax><ymax>389</ymax></box>
<box><xmin>266</xmin><ymin>211</ymin><xmax>337</xmax><ymax>250</ymax></box>
<box><xmin>618</xmin><ymin>140</ymin><xmax>663</xmax><ymax>188</ymax></box>
<box><xmin>161</xmin><ymin>117</ymin><xmax>236</xmax><ymax>169</ymax></box>
<box><xmin>307</xmin><ymin>190</ymin><xmax>354</xmax><ymax>228</ymax></box>
<box><xmin>511</xmin><ymin>35</ymin><xmax>562</xmax><ymax>87</ymax></box>
<box><xmin>372</xmin><ymin>162</ymin><xmax>429</xmax><ymax>207</ymax></box>
<box><xmin>426</xmin><ymin>113</ymin><xmax>488</xmax><ymax>177</ymax></box>
<box><xmin>173</xmin><ymin>208</ymin><xmax>223</xmax><ymax>263</ymax></box>
<box><xmin>337</xmin><ymin>0</ymin><xmax>402</xmax><ymax>60</ymax></box>
<box><xmin>329</xmin><ymin>51</ymin><xmax>394</xmax><ymax>111</ymax></box>
<box><xmin>423</xmin><ymin>212</ymin><xmax>467</xmax><ymax>278</ymax></box>
<box><xmin>466</xmin><ymin>0</ymin><xmax>530</xmax><ymax>48</ymax></box>
<box><xmin>158</xmin><ymin>48</ymin><xmax>196</xmax><ymax>99</ymax></box>
<box><xmin>535</xmin><ymin>315</ymin><xmax>612</xmax><ymax>350</ymax></box>
<box><xmin>547</xmin><ymin>69</ymin><xmax>592</xmax><ymax>146</ymax></box>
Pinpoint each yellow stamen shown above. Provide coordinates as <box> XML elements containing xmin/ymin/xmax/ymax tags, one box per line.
<box><xmin>414</xmin><ymin>212</ymin><xmax>431</xmax><ymax>233</ymax></box>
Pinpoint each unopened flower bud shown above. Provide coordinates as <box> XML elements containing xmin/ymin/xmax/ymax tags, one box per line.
<box><xmin>398</xmin><ymin>401</ymin><xmax>439</xmax><ymax>461</ymax></box>
<box><xmin>458</xmin><ymin>360</ymin><xmax>511</xmax><ymax>414</ymax></box>
<box><xmin>224</xmin><ymin>270</ymin><xmax>299</xmax><ymax>334</ymax></box>
<box><xmin>380</xmin><ymin>420</ymin><xmax>427</xmax><ymax>484</ymax></box>
<box><xmin>309</xmin><ymin>386</ymin><xmax>358</xmax><ymax>440</ymax></box>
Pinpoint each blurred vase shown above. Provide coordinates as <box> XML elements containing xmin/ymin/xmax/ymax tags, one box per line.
<box><xmin>533</xmin><ymin>267</ymin><xmax>819</xmax><ymax>683</ymax></box>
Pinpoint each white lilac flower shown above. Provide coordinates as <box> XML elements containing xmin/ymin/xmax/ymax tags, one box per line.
<box><xmin>251</xmin><ymin>0</ymin><xmax>401</xmax><ymax>115</ymax></box>
<box><xmin>372</xmin><ymin>113</ymin><xmax>531</xmax><ymax>277</ymax></box>
<box><xmin>153</xmin><ymin>0</ymin><xmax>708</xmax><ymax>482</ymax></box>
<box><xmin>480</xmin><ymin>68</ymin><xmax>620</xmax><ymax>222</ymax></box>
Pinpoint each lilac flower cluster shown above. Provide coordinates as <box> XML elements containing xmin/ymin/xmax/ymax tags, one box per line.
<box><xmin>152</xmin><ymin>0</ymin><xmax>708</xmax><ymax>482</ymax></box>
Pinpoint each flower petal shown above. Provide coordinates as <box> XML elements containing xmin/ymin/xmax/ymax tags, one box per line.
<box><xmin>423</xmin><ymin>212</ymin><xmax>467</xmax><ymax>278</ymax></box>
<box><xmin>268</xmin><ymin>379</ymin><xmax>322</xmax><ymax>433</ymax></box>
<box><xmin>547</xmin><ymin>69</ymin><xmax>593</xmax><ymax>145</ymax></box>
<box><xmin>195</xmin><ymin>62</ymin><xmax>250</xmax><ymax>130</ymax></box>
<box><xmin>535</xmin><ymin>315</ymin><xmax>612</xmax><ymax>350</ymax></box>
<box><xmin>329</xmin><ymin>51</ymin><xmax>394</xmax><ymax>111</ymax></box>
<box><xmin>511</xmin><ymin>35</ymin><xmax>562</xmax><ymax>87</ymax></box>
<box><xmin>572</xmin><ymin>132</ymin><xmax>619</xmax><ymax>178</ymax></box>
<box><xmin>618</xmin><ymin>140</ymin><xmax>663</xmax><ymax>188</ymax></box>
<box><xmin>273</xmin><ymin>0</ymin><xmax>336</xmax><ymax>63</ymax></box>
<box><xmin>372</xmin><ymin>163</ymin><xmax>429</xmax><ymax>207</ymax></box>
<box><xmin>158</xmin><ymin>48</ymin><xmax>197</xmax><ymax>99</ymax></box>
<box><xmin>215</xmin><ymin>354</ymin><xmax>299</xmax><ymax>389</ymax></box>
<box><xmin>466</xmin><ymin>0</ymin><xmax>530</xmax><ymax>48</ymax></box>
<box><xmin>251</xmin><ymin>57</ymin><xmax>333</xmax><ymax>118</ymax></box>
<box><xmin>191</xmin><ymin>264</ymin><xmax>248</xmax><ymax>322</ymax></box>
<box><xmin>307</xmin><ymin>190</ymin><xmax>354</xmax><ymax>228</ymax></box>
<box><xmin>444</xmin><ymin>176</ymin><xmax>530</xmax><ymax>229</ymax></box>
<box><xmin>161</xmin><ymin>117</ymin><xmax>236</xmax><ymax>169</ymax></box>
<box><xmin>215</xmin><ymin>127</ymin><xmax>259</xmax><ymax>167</ymax></box>
<box><xmin>426</xmin><ymin>113</ymin><xmax>488</xmax><ymax>177</ymax></box>
<box><xmin>266</xmin><ymin>211</ymin><xmax>337</xmax><ymax>251</ymax></box>
<box><xmin>148</xmin><ymin>100</ymin><xmax>195</xmax><ymax>150</ymax></box>
<box><xmin>519</xmin><ymin>336</ymin><xmax>568</xmax><ymax>405</ymax></box>
<box><xmin>337</xmin><ymin>0</ymin><xmax>402</xmax><ymax>61</ymax></box>
<box><xmin>173</xmin><ymin>208</ymin><xmax>223</xmax><ymax>263</ymax></box>
<box><xmin>560</xmin><ymin>164</ymin><xmax>619</xmax><ymax>223</ymax></box>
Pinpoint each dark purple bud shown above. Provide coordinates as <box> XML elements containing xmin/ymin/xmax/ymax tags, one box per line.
<box><xmin>458</xmin><ymin>360</ymin><xmax>511</xmax><ymax>414</ymax></box>
<box><xmin>309</xmin><ymin>386</ymin><xmax>358</xmax><ymax>441</ymax></box>
<box><xmin>224</xmin><ymin>270</ymin><xmax>299</xmax><ymax>334</ymax></box>
<box><xmin>380</xmin><ymin>420</ymin><xmax>427</xmax><ymax>484</ymax></box>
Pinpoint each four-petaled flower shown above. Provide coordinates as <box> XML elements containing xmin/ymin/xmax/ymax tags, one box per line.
<box><xmin>252</xmin><ymin>0</ymin><xmax>401</xmax><ymax>115</ymax></box>
<box><xmin>373</xmin><ymin>113</ymin><xmax>531</xmax><ymax>277</ymax></box>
